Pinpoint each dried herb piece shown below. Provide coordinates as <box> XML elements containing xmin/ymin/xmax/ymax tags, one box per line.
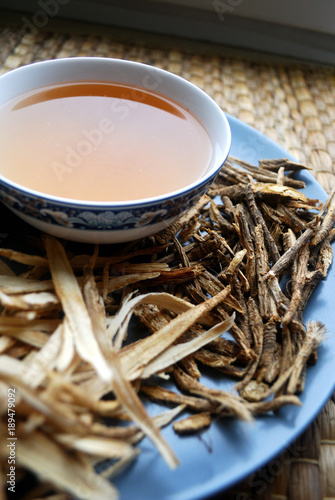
<box><xmin>173</xmin><ymin>412</ymin><xmax>212</xmax><ymax>434</ymax></box>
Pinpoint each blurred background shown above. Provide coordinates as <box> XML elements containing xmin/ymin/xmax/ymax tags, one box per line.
<box><xmin>0</xmin><ymin>0</ymin><xmax>335</xmax><ymax>65</ymax></box>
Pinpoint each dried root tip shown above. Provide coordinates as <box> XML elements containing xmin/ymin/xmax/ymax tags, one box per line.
<box><xmin>248</xmin><ymin>394</ymin><xmax>302</xmax><ymax>415</ymax></box>
<box><xmin>258</xmin><ymin>158</ymin><xmax>312</xmax><ymax>172</ymax></box>
<box><xmin>311</xmin><ymin>187</ymin><xmax>335</xmax><ymax>247</ymax></box>
<box><xmin>173</xmin><ymin>412</ymin><xmax>212</xmax><ymax>435</ymax></box>
<box><xmin>287</xmin><ymin>321</ymin><xmax>326</xmax><ymax>395</ymax></box>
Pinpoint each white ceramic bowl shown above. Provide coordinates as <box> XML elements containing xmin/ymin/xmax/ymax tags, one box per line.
<box><xmin>0</xmin><ymin>57</ymin><xmax>231</xmax><ymax>244</ymax></box>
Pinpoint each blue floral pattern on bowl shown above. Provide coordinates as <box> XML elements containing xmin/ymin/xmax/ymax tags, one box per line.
<box><xmin>0</xmin><ymin>177</ymin><xmax>213</xmax><ymax>233</ymax></box>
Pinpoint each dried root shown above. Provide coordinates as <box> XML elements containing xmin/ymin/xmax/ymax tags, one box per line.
<box><xmin>0</xmin><ymin>156</ymin><xmax>333</xmax><ymax>500</ymax></box>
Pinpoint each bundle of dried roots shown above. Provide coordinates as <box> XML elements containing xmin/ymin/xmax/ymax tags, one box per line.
<box><xmin>0</xmin><ymin>155</ymin><xmax>334</xmax><ymax>499</ymax></box>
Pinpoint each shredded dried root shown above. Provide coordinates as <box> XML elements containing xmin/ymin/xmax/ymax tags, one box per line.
<box><xmin>0</xmin><ymin>156</ymin><xmax>333</xmax><ymax>500</ymax></box>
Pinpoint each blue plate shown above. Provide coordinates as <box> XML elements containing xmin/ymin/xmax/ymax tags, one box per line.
<box><xmin>112</xmin><ymin>114</ymin><xmax>335</xmax><ymax>500</ymax></box>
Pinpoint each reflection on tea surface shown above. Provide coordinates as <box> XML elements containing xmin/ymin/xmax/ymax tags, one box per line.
<box><xmin>0</xmin><ymin>82</ymin><xmax>213</xmax><ymax>202</ymax></box>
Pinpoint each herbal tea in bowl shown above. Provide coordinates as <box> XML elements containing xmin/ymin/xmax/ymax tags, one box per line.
<box><xmin>0</xmin><ymin>57</ymin><xmax>231</xmax><ymax>243</ymax></box>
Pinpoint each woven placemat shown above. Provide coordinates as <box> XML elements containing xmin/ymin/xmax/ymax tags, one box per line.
<box><xmin>0</xmin><ymin>15</ymin><xmax>334</xmax><ymax>500</ymax></box>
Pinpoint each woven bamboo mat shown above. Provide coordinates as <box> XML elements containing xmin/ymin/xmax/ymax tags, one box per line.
<box><xmin>0</xmin><ymin>16</ymin><xmax>334</xmax><ymax>500</ymax></box>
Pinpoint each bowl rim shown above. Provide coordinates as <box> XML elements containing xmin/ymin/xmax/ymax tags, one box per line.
<box><xmin>0</xmin><ymin>56</ymin><xmax>231</xmax><ymax>208</ymax></box>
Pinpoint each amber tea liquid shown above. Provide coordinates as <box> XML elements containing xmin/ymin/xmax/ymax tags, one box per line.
<box><xmin>0</xmin><ymin>82</ymin><xmax>213</xmax><ymax>201</ymax></box>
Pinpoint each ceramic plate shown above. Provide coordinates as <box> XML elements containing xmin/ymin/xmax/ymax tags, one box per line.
<box><xmin>110</xmin><ymin>114</ymin><xmax>335</xmax><ymax>500</ymax></box>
